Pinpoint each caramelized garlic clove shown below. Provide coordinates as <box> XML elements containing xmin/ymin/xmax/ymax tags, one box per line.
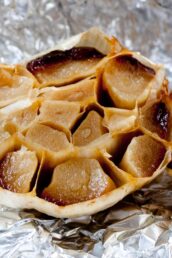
<box><xmin>102</xmin><ymin>53</ymin><xmax>158</xmax><ymax>109</ymax></box>
<box><xmin>41</xmin><ymin>158</ymin><xmax>115</xmax><ymax>205</ymax></box>
<box><xmin>0</xmin><ymin>148</ymin><xmax>38</xmax><ymax>193</ymax></box>
<box><xmin>120</xmin><ymin>135</ymin><xmax>166</xmax><ymax>177</ymax></box>
<box><xmin>38</xmin><ymin>100</ymin><xmax>81</xmax><ymax>130</ymax></box>
<box><xmin>40</xmin><ymin>78</ymin><xmax>96</xmax><ymax>104</ymax></box>
<box><xmin>73</xmin><ymin>110</ymin><xmax>107</xmax><ymax>146</ymax></box>
<box><xmin>139</xmin><ymin>95</ymin><xmax>172</xmax><ymax>140</ymax></box>
<box><xmin>26</xmin><ymin>123</ymin><xmax>71</xmax><ymax>152</ymax></box>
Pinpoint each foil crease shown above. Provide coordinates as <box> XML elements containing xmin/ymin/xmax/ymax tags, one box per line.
<box><xmin>0</xmin><ymin>0</ymin><xmax>172</xmax><ymax>257</ymax></box>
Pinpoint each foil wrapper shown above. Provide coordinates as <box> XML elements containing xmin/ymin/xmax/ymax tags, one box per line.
<box><xmin>0</xmin><ymin>0</ymin><xmax>172</xmax><ymax>257</ymax></box>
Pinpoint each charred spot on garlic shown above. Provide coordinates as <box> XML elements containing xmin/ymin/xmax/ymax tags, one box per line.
<box><xmin>140</xmin><ymin>100</ymin><xmax>170</xmax><ymax>139</ymax></box>
<box><xmin>27</xmin><ymin>47</ymin><xmax>105</xmax><ymax>73</ymax></box>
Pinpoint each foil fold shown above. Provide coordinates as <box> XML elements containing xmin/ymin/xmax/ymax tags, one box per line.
<box><xmin>0</xmin><ymin>0</ymin><xmax>172</xmax><ymax>257</ymax></box>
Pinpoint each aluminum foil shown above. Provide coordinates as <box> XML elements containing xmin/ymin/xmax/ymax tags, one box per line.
<box><xmin>0</xmin><ymin>0</ymin><xmax>172</xmax><ymax>257</ymax></box>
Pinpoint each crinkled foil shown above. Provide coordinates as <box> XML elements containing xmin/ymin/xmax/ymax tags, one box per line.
<box><xmin>0</xmin><ymin>0</ymin><xmax>172</xmax><ymax>257</ymax></box>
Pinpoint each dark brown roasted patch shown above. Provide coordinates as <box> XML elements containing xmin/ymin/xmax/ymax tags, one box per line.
<box><xmin>27</xmin><ymin>47</ymin><xmax>104</xmax><ymax>74</ymax></box>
